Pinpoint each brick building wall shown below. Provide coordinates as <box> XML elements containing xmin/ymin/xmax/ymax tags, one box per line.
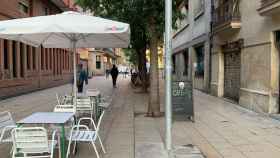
<box><xmin>0</xmin><ymin>0</ymin><xmax>78</xmax><ymax>99</ymax></box>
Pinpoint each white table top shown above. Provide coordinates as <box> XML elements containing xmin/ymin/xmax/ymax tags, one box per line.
<box><xmin>18</xmin><ymin>112</ymin><xmax>74</xmax><ymax>124</ymax></box>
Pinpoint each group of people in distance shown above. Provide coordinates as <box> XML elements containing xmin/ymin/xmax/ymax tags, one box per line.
<box><xmin>75</xmin><ymin>64</ymin><xmax>121</xmax><ymax>93</ymax></box>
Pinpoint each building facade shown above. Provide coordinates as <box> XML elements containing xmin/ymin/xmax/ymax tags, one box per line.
<box><xmin>80</xmin><ymin>48</ymin><xmax>117</xmax><ymax>76</ymax></box>
<box><xmin>211</xmin><ymin>0</ymin><xmax>280</xmax><ymax>114</ymax></box>
<box><xmin>172</xmin><ymin>0</ymin><xmax>211</xmax><ymax>92</ymax></box>
<box><xmin>0</xmin><ymin>0</ymin><xmax>77</xmax><ymax>99</ymax></box>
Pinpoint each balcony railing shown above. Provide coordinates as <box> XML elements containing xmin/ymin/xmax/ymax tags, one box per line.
<box><xmin>260</xmin><ymin>0</ymin><xmax>280</xmax><ymax>8</ymax></box>
<box><xmin>258</xmin><ymin>0</ymin><xmax>280</xmax><ymax>16</ymax></box>
<box><xmin>213</xmin><ymin>0</ymin><xmax>241</xmax><ymax>28</ymax></box>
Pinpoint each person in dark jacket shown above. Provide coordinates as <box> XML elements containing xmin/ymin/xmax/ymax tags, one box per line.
<box><xmin>77</xmin><ymin>64</ymin><xmax>88</xmax><ymax>93</ymax></box>
<box><xmin>110</xmin><ymin>64</ymin><xmax>119</xmax><ymax>88</ymax></box>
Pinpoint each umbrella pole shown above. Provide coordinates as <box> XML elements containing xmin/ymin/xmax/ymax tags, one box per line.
<box><xmin>72</xmin><ymin>41</ymin><xmax>77</xmax><ymax>107</ymax></box>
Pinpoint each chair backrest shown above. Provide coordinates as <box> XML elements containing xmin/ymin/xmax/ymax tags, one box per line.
<box><xmin>12</xmin><ymin>127</ymin><xmax>49</xmax><ymax>155</ymax></box>
<box><xmin>0</xmin><ymin>111</ymin><xmax>15</xmax><ymax>135</ymax></box>
<box><xmin>76</xmin><ymin>97</ymin><xmax>92</xmax><ymax>111</ymax></box>
<box><xmin>56</xmin><ymin>93</ymin><xmax>61</xmax><ymax>105</ymax></box>
<box><xmin>54</xmin><ymin>104</ymin><xmax>76</xmax><ymax>113</ymax></box>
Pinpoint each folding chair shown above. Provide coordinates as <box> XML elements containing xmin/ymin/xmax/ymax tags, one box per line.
<box><xmin>66</xmin><ymin>111</ymin><xmax>106</xmax><ymax>158</ymax></box>
<box><xmin>11</xmin><ymin>127</ymin><xmax>58</xmax><ymax>158</ymax></box>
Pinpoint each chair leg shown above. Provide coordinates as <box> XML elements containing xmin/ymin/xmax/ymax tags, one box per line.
<box><xmin>66</xmin><ymin>139</ymin><xmax>72</xmax><ymax>158</ymax></box>
<box><xmin>97</xmin><ymin>135</ymin><xmax>106</xmax><ymax>153</ymax></box>
<box><xmin>72</xmin><ymin>141</ymin><xmax>77</xmax><ymax>155</ymax></box>
<box><xmin>91</xmin><ymin>141</ymin><xmax>100</xmax><ymax>158</ymax></box>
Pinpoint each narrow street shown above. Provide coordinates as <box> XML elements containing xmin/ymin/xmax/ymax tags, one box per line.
<box><xmin>1</xmin><ymin>76</ymin><xmax>280</xmax><ymax>158</ymax></box>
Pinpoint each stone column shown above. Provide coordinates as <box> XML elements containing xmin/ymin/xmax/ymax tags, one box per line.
<box><xmin>16</xmin><ymin>42</ymin><xmax>20</xmax><ymax>78</ymax></box>
<box><xmin>50</xmin><ymin>48</ymin><xmax>53</xmax><ymax>72</ymax></box>
<box><xmin>29</xmin><ymin>46</ymin><xmax>33</xmax><ymax>71</ymax></box>
<box><xmin>217</xmin><ymin>48</ymin><xmax>224</xmax><ymax>97</ymax></box>
<box><xmin>204</xmin><ymin>41</ymin><xmax>211</xmax><ymax>92</ymax></box>
<box><xmin>22</xmin><ymin>44</ymin><xmax>27</xmax><ymax>78</ymax></box>
<box><xmin>42</xmin><ymin>48</ymin><xmax>45</xmax><ymax>71</ymax></box>
<box><xmin>8</xmin><ymin>41</ymin><xmax>13</xmax><ymax>79</ymax></box>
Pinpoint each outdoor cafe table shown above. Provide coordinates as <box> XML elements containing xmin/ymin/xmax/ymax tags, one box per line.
<box><xmin>86</xmin><ymin>90</ymin><xmax>101</xmax><ymax>120</ymax></box>
<box><xmin>17</xmin><ymin>112</ymin><xmax>75</xmax><ymax>158</ymax></box>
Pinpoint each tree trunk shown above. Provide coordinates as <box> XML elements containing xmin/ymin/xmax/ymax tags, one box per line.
<box><xmin>137</xmin><ymin>47</ymin><xmax>148</xmax><ymax>92</ymax></box>
<box><xmin>147</xmin><ymin>24</ymin><xmax>160</xmax><ymax>117</ymax></box>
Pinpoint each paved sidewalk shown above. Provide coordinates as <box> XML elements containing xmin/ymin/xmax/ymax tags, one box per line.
<box><xmin>1</xmin><ymin>76</ymin><xmax>280</xmax><ymax>158</ymax></box>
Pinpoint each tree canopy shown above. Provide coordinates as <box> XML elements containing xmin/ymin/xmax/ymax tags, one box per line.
<box><xmin>75</xmin><ymin>0</ymin><xmax>184</xmax><ymax>116</ymax></box>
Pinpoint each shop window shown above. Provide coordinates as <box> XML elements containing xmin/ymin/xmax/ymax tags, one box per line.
<box><xmin>195</xmin><ymin>45</ymin><xmax>204</xmax><ymax>77</ymax></box>
<box><xmin>3</xmin><ymin>40</ymin><xmax>8</xmax><ymax>69</ymax></box>
<box><xmin>183</xmin><ymin>50</ymin><xmax>189</xmax><ymax>76</ymax></box>
<box><xmin>96</xmin><ymin>55</ymin><xmax>101</xmax><ymax>69</ymax></box>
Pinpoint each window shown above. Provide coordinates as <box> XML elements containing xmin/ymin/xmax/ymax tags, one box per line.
<box><xmin>41</xmin><ymin>47</ymin><xmax>44</xmax><ymax>70</ymax></box>
<box><xmin>18</xmin><ymin>0</ymin><xmax>29</xmax><ymax>15</ymax></box>
<box><xmin>45</xmin><ymin>49</ymin><xmax>48</xmax><ymax>70</ymax></box>
<box><xmin>276</xmin><ymin>31</ymin><xmax>280</xmax><ymax>50</ymax></box>
<box><xmin>32</xmin><ymin>47</ymin><xmax>36</xmax><ymax>70</ymax></box>
<box><xmin>44</xmin><ymin>7</ymin><xmax>50</xmax><ymax>15</ymax></box>
<box><xmin>172</xmin><ymin>54</ymin><xmax>176</xmax><ymax>74</ymax></box>
<box><xmin>96</xmin><ymin>55</ymin><xmax>101</xmax><ymax>69</ymax></box>
<box><xmin>26</xmin><ymin>45</ymin><xmax>30</xmax><ymax>70</ymax></box>
<box><xmin>20</xmin><ymin>43</ymin><xmax>24</xmax><ymax>77</ymax></box>
<box><xmin>12</xmin><ymin>41</ymin><xmax>17</xmax><ymax>78</ymax></box>
<box><xmin>183</xmin><ymin>50</ymin><xmax>189</xmax><ymax>76</ymax></box>
<box><xmin>50</xmin><ymin>49</ymin><xmax>52</xmax><ymax>70</ymax></box>
<box><xmin>194</xmin><ymin>45</ymin><xmax>204</xmax><ymax>77</ymax></box>
<box><xmin>3</xmin><ymin>40</ymin><xmax>8</xmax><ymax>69</ymax></box>
<box><xmin>194</xmin><ymin>0</ymin><xmax>204</xmax><ymax>17</ymax></box>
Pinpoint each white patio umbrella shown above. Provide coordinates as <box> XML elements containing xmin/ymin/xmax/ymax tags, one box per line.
<box><xmin>0</xmin><ymin>11</ymin><xmax>130</xmax><ymax>105</ymax></box>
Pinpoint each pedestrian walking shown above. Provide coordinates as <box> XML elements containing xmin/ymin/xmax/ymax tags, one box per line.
<box><xmin>110</xmin><ymin>64</ymin><xmax>119</xmax><ymax>88</ymax></box>
<box><xmin>76</xmin><ymin>64</ymin><xmax>88</xmax><ymax>93</ymax></box>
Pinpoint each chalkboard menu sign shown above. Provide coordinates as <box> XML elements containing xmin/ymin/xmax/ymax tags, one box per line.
<box><xmin>172</xmin><ymin>80</ymin><xmax>194</xmax><ymax>121</ymax></box>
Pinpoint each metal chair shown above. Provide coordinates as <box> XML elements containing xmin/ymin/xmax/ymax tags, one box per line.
<box><xmin>0</xmin><ymin>111</ymin><xmax>16</xmax><ymax>144</ymax></box>
<box><xmin>66</xmin><ymin>111</ymin><xmax>106</xmax><ymax>158</ymax></box>
<box><xmin>76</xmin><ymin>97</ymin><xmax>94</xmax><ymax>118</ymax></box>
<box><xmin>11</xmin><ymin>127</ymin><xmax>58</xmax><ymax>158</ymax></box>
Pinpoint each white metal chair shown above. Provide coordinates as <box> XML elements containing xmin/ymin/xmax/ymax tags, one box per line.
<box><xmin>76</xmin><ymin>97</ymin><xmax>94</xmax><ymax>118</ymax></box>
<box><xmin>66</xmin><ymin>111</ymin><xmax>106</xmax><ymax>158</ymax></box>
<box><xmin>56</xmin><ymin>93</ymin><xmax>73</xmax><ymax>105</ymax></box>
<box><xmin>56</xmin><ymin>93</ymin><xmax>62</xmax><ymax>105</ymax></box>
<box><xmin>11</xmin><ymin>127</ymin><xmax>58</xmax><ymax>158</ymax></box>
<box><xmin>0</xmin><ymin>111</ymin><xmax>16</xmax><ymax>144</ymax></box>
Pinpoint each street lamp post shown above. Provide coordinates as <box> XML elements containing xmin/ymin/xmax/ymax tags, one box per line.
<box><xmin>165</xmin><ymin>0</ymin><xmax>172</xmax><ymax>152</ymax></box>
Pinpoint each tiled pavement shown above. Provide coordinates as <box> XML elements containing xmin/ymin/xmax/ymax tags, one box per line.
<box><xmin>1</xmin><ymin>76</ymin><xmax>280</xmax><ymax>158</ymax></box>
